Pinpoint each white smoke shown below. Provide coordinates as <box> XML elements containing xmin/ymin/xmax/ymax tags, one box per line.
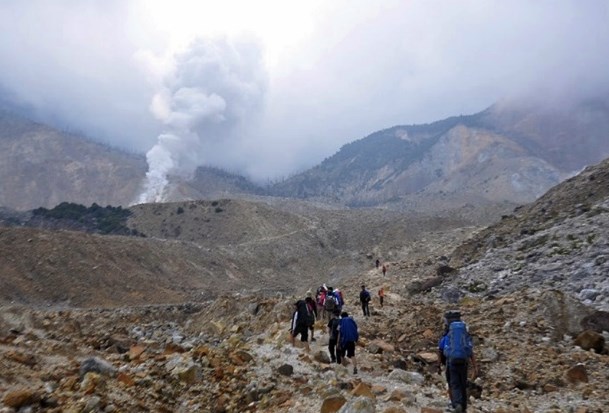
<box><xmin>136</xmin><ymin>36</ymin><xmax>267</xmax><ymax>204</ymax></box>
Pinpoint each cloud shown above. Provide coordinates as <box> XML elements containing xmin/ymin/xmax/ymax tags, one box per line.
<box><xmin>137</xmin><ymin>37</ymin><xmax>268</xmax><ymax>203</ymax></box>
<box><xmin>0</xmin><ymin>0</ymin><xmax>608</xmax><ymax>183</ymax></box>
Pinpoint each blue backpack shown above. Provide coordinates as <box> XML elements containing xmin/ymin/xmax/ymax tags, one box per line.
<box><xmin>339</xmin><ymin>317</ymin><xmax>359</xmax><ymax>344</ymax></box>
<box><xmin>443</xmin><ymin>321</ymin><xmax>473</xmax><ymax>361</ymax></box>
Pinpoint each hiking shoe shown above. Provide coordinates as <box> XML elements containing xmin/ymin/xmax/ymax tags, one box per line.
<box><xmin>311</xmin><ymin>338</ymin><xmax>317</xmax><ymax>342</ymax></box>
<box><xmin>453</xmin><ymin>406</ymin><xmax>463</xmax><ymax>413</ymax></box>
<box><xmin>353</xmin><ymin>367</ymin><xmax>358</xmax><ymax>374</ymax></box>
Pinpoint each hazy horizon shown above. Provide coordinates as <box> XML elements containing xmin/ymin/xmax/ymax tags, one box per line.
<box><xmin>1</xmin><ymin>0</ymin><xmax>608</xmax><ymax>194</ymax></box>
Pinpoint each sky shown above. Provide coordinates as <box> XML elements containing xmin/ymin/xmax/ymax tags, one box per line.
<box><xmin>0</xmin><ymin>0</ymin><xmax>608</xmax><ymax>200</ymax></box>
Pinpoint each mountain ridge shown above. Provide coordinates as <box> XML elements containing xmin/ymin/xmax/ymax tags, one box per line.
<box><xmin>2</xmin><ymin>96</ymin><xmax>609</xmax><ymax>214</ymax></box>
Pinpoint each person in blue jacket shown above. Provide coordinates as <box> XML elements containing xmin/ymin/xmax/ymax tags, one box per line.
<box><xmin>336</xmin><ymin>311</ymin><xmax>359</xmax><ymax>374</ymax></box>
<box><xmin>438</xmin><ymin>311</ymin><xmax>478</xmax><ymax>413</ymax></box>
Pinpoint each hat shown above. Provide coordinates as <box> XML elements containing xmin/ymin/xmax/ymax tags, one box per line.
<box><xmin>306</xmin><ymin>290</ymin><xmax>312</xmax><ymax>297</ymax></box>
<box><xmin>444</xmin><ymin>310</ymin><xmax>461</xmax><ymax>324</ymax></box>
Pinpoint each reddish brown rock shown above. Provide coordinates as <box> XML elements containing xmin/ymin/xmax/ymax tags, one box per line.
<box><xmin>321</xmin><ymin>395</ymin><xmax>347</xmax><ymax>413</ymax></box>
<box><xmin>6</xmin><ymin>350</ymin><xmax>37</xmax><ymax>366</ymax></box>
<box><xmin>416</xmin><ymin>351</ymin><xmax>439</xmax><ymax>363</ymax></box>
<box><xmin>566</xmin><ymin>364</ymin><xmax>589</xmax><ymax>384</ymax></box>
<box><xmin>422</xmin><ymin>329</ymin><xmax>435</xmax><ymax>339</ymax></box>
<box><xmin>2</xmin><ymin>388</ymin><xmax>39</xmax><ymax>409</ymax></box>
<box><xmin>574</xmin><ymin>330</ymin><xmax>605</xmax><ymax>353</ymax></box>
<box><xmin>129</xmin><ymin>344</ymin><xmax>146</xmax><ymax>360</ymax></box>
<box><xmin>116</xmin><ymin>372</ymin><xmax>135</xmax><ymax>387</ymax></box>
<box><xmin>352</xmin><ymin>382</ymin><xmax>375</xmax><ymax>398</ymax></box>
<box><xmin>163</xmin><ymin>342</ymin><xmax>186</xmax><ymax>354</ymax></box>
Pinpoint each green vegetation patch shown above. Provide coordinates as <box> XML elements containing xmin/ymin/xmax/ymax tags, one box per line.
<box><xmin>32</xmin><ymin>202</ymin><xmax>138</xmax><ymax>236</ymax></box>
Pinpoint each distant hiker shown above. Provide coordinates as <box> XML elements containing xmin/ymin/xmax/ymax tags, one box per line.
<box><xmin>290</xmin><ymin>300</ymin><xmax>311</xmax><ymax>352</ymax></box>
<box><xmin>375</xmin><ymin>259</ymin><xmax>380</xmax><ymax>269</ymax></box>
<box><xmin>382</xmin><ymin>264</ymin><xmax>387</xmax><ymax>276</ymax></box>
<box><xmin>378</xmin><ymin>287</ymin><xmax>385</xmax><ymax>307</ymax></box>
<box><xmin>316</xmin><ymin>285</ymin><xmax>327</xmax><ymax>318</ymax></box>
<box><xmin>305</xmin><ymin>294</ymin><xmax>318</xmax><ymax>342</ymax></box>
<box><xmin>438</xmin><ymin>310</ymin><xmax>478</xmax><ymax>413</ymax></box>
<box><xmin>327</xmin><ymin>309</ymin><xmax>341</xmax><ymax>363</ymax></box>
<box><xmin>337</xmin><ymin>311</ymin><xmax>359</xmax><ymax>374</ymax></box>
<box><xmin>359</xmin><ymin>285</ymin><xmax>371</xmax><ymax>317</ymax></box>
<box><xmin>334</xmin><ymin>287</ymin><xmax>344</xmax><ymax>310</ymax></box>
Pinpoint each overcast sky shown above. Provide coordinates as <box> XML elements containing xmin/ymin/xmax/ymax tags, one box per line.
<box><xmin>1</xmin><ymin>0</ymin><xmax>608</xmax><ymax>188</ymax></box>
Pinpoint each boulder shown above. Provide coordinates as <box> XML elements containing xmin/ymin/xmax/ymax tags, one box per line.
<box><xmin>2</xmin><ymin>388</ymin><xmax>39</xmax><ymax>409</ymax></box>
<box><xmin>540</xmin><ymin>290</ymin><xmax>592</xmax><ymax>339</ymax></box>
<box><xmin>566</xmin><ymin>364</ymin><xmax>588</xmax><ymax>384</ymax></box>
<box><xmin>352</xmin><ymin>382</ymin><xmax>375</xmax><ymax>399</ymax></box>
<box><xmin>581</xmin><ymin>311</ymin><xmax>609</xmax><ymax>333</ymax></box>
<box><xmin>79</xmin><ymin>357</ymin><xmax>117</xmax><ymax>378</ymax></box>
<box><xmin>277</xmin><ymin>364</ymin><xmax>294</xmax><ymax>376</ymax></box>
<box><xmin>321</xmin><ymin>395</ymin><xmax>347</xmax><ymax>413</ymax></box>
<box><xmin>314</xmin><ymin>350</ymin><xmax>332</xmax><ymax>364</ymax></box>
<box><xmin>574</xmin><ymin>330</ymin><xmax>605</xmax><ymax>353</ymax></box>
<box><xmin>388</xmin><ymin>369</ymin><xmax>424</xmax><ymax>385</ymax></box>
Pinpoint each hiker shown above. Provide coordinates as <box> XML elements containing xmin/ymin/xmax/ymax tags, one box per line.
<box><xmin>337</xmin><ymin>311</ymin><xmax>359</xmax><ymax>374</ymax></box>
<box><xmin>382</xmin><ymin>264</ymin><xmax>387</xmax><ymax>276</ymax></box>
<box><xmin>359</xmin><ymin>285</ymin><xmax>371</xmax><ymax>317</ymax></box>
<box><xmin>327</xmin><ymin>309</ymin><xmax>341</xmax><ymax>363</ymax></box>
<box><xmin>334</xmin><ymin>287</ymin><xmax>344</xmax><ymax>311</ymax></box>
<box><xmin>438</xmin><ymin>310</ymin><xmax>478</xmax><ymax>413</ymax></box>
<box><xmin>316</xmin><ymin>285</ymin><xmax>327</xmax><ymax>319</ymax></box>
<box><xmin>290</xmin><ymin>300</ymin><xmax>311</xmax><ymax>352</ymax></box>
<box><xmin>305</xmin><ymin>293</ymin><xmax>318</xmax><ymax>342</ymax></box>
<box><xmin>375</xmin><ymin>259</ymin><xmax>380</xmax><ymax>269</ymax></box>
<box><xmin>378</xmin><ymin>287</ymin><xmax>385</xmax><ymax>307</ymax></box>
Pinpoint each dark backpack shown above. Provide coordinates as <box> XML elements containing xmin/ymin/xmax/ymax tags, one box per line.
<box><xmin>443</xmin><ymin>321</ymin><xmax>473</xmax><ymax>361</ymax></box>
<box><xmin>324</xmin><ymin>295</ymin><xmax>337</xmax><ymax>312</ymax></box>
<box><xmin>361</xmin><ymin>290</ymin><xmax>371</xmax><ymax>303</ymax></box>
<box><xmin>295</xmin><ymin>300</ymin><xmax>311</xmax><ymax>327</ymax></box>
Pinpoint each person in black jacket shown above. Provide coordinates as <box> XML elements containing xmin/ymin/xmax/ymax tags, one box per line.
<box><xmin>359</xmin><ymin>285</ymin><xmax>371</xmax><ymax>317</ymax></box>
<box><xmin>290</xmin><ymin>300</ymin><xmax>310</xmax><ymax>352</ymax></box>
<box><xmin>327</xmin><ymin>309</ymin><xmax>341</xmax><ymax>363</ymax></box>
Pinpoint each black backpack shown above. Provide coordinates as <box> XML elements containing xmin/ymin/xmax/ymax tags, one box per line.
<box><xmin>296</xmin><ymin>300</ymin><xmax>313</xmax><ymax>327</ymax></box>
<box><xmin>324</xmin><ymin>295</ymin><xmax>337</xmax><ymax>312</ymax></box>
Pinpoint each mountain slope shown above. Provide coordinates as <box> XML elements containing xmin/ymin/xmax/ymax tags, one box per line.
<box><xmin>0</xmin><ymin>111</ymin><xmax>146</xmax><ymax>210</ymax></box>
<box><xmin>0</xmin><ymin>197</ymin><xmax>475</xmax><ymax>308</ymax></box>
<box><xmin>442</xmin><ymin>156</ymin><xmax>609</xmax><ymax>310</ymax></box>
<box><xmin>270</xmin><ymin>96</ymin><xmax>609</xmax><ymax>210</ymax></box>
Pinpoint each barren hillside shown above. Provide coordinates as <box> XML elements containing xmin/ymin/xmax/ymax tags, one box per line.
<box><xmin>0</xmin><ymin>198</ymin><xmax>475</xmax><ymax>308</ymax></box>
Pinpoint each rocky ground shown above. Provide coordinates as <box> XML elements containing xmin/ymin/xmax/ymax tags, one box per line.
<box><xmin>1</xmin><ymin>261</ymin><xmax>607</xmax><ymax>413</ymax></box>
<box><xmin>3</xmin><ymin>160</ymin><xmax>609</xmax><ymax>412</ymax></box>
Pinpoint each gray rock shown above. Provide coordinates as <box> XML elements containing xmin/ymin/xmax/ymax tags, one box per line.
<box><xmin>79</xmin><ymin>357</ymin><xmax>117</xmax><ymax>378</ymax></box>
<box><xmin>337</xmin><ymin>396</ymin><xmax>375</xmax><ymax>413</ymax></box>
<box><xmin>579</xmin><ymin>289</ymin><xmax>601</xmax><ymax>301</ymax></box>
<box><xmin>277</xmin><ymin>364</ymin><xmax>294</xmax><ymax>376</ymax></box>
<box><xmin>388</xmin><ymin>369</ymin><xmax>424</xmax><ymax>385</ymax></box>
